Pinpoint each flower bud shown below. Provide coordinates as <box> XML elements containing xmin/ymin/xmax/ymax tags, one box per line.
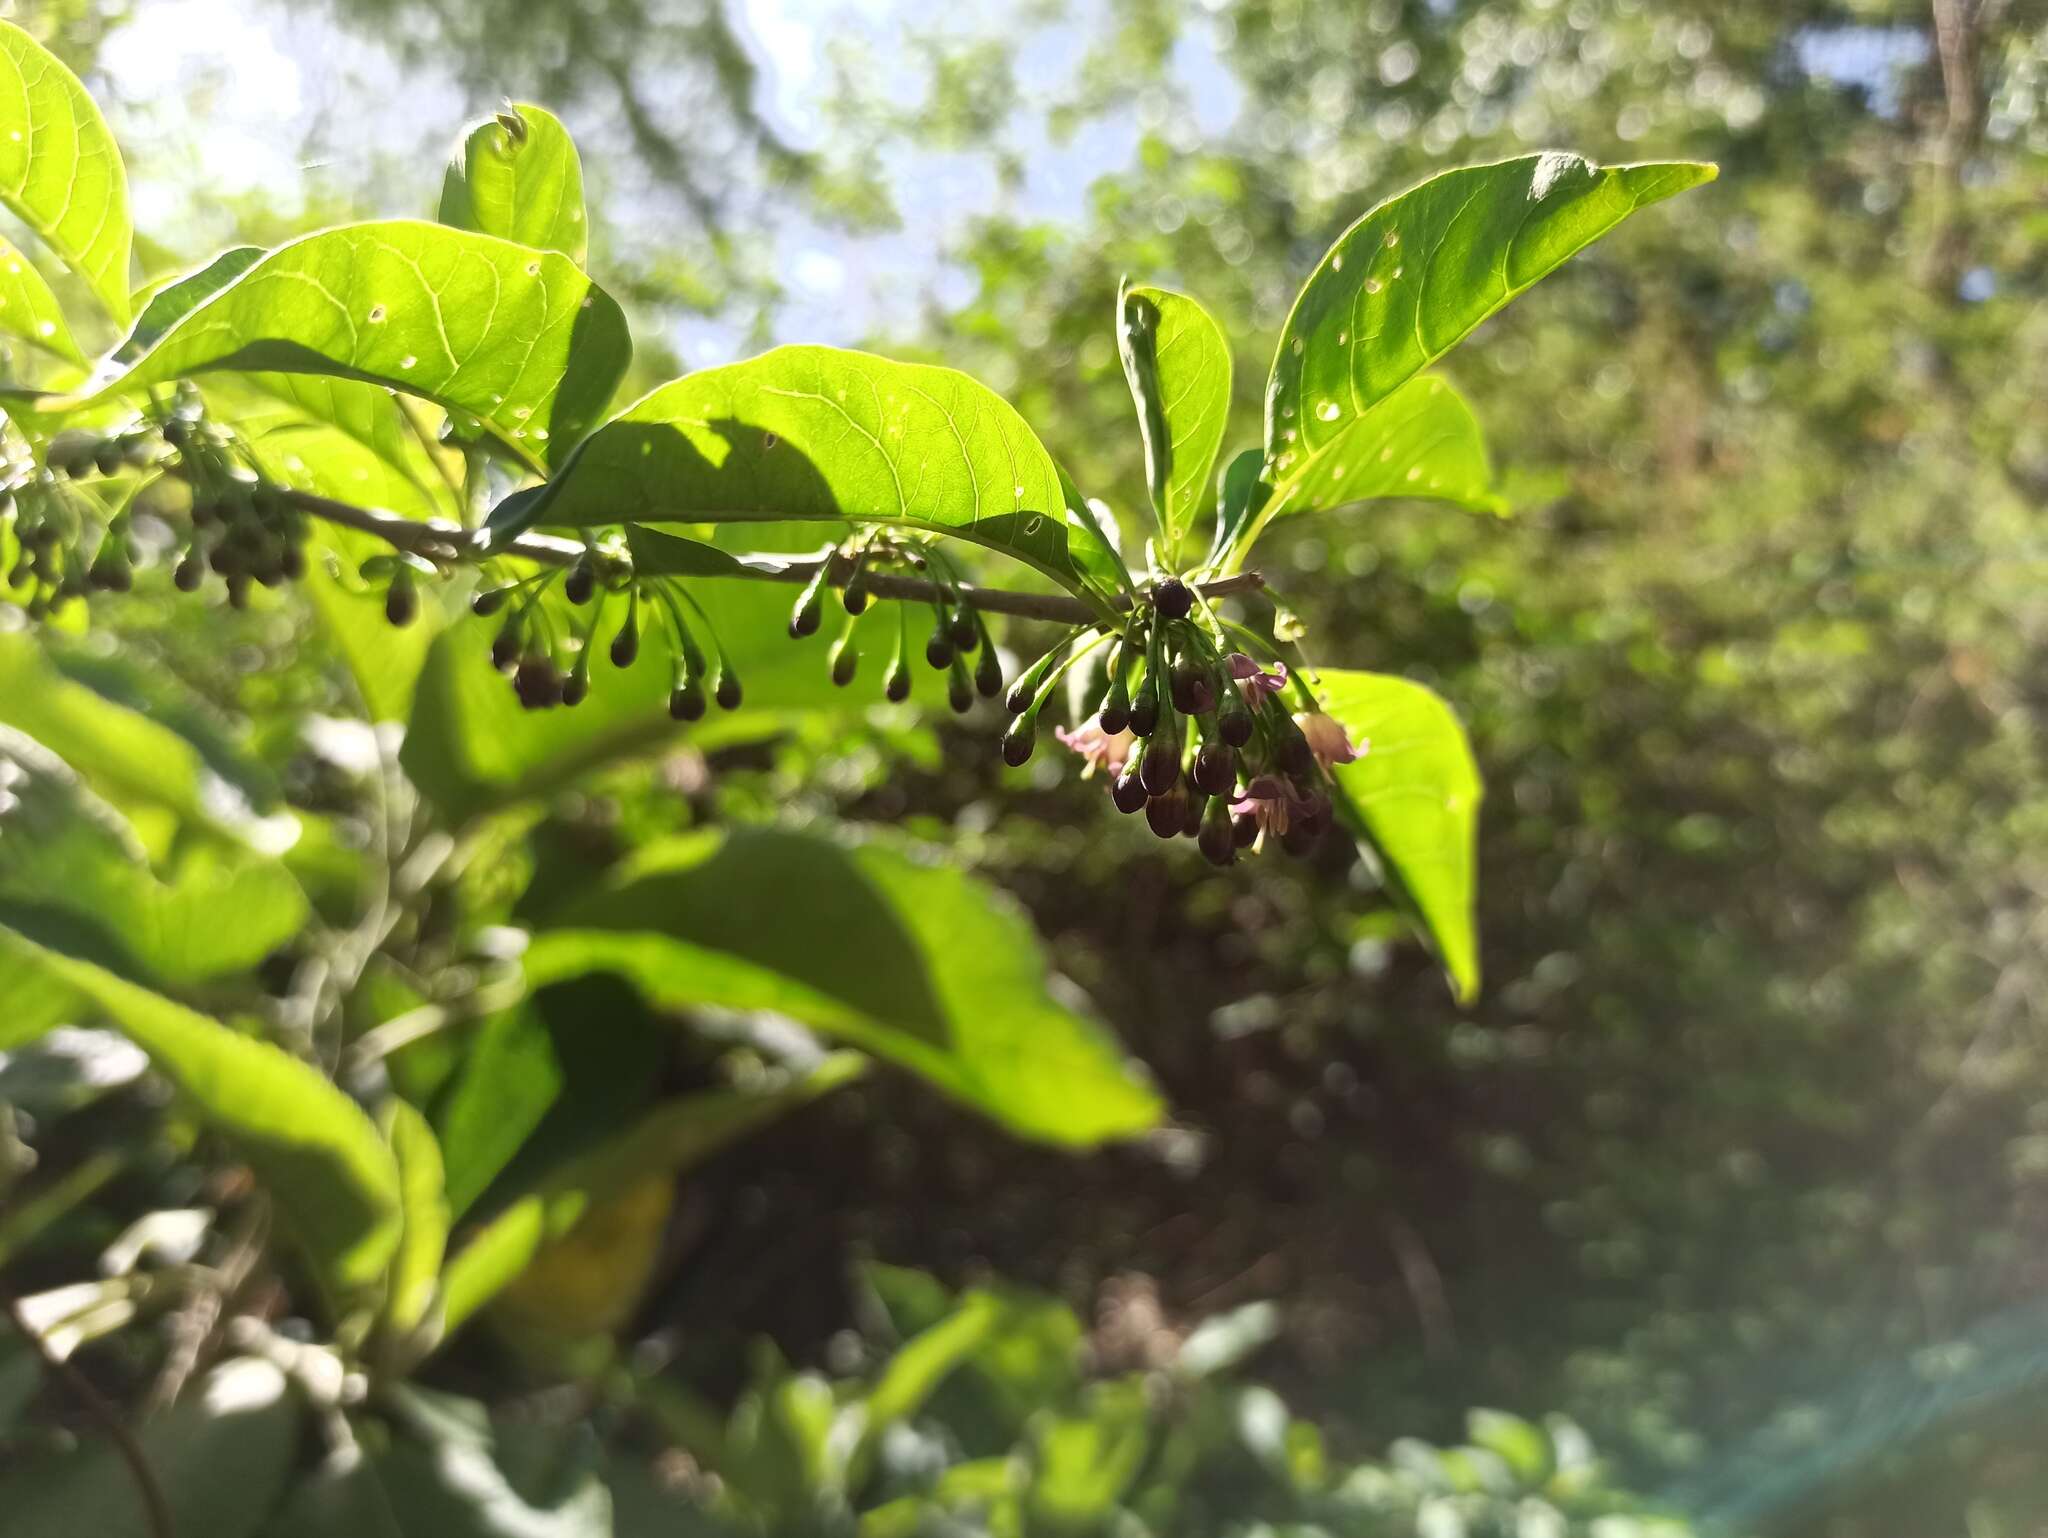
<box><xmin>789</xmin><ymin>563</ymin><xmax>830</xmax><ymax>637</ymax></box>
<box><xmin>1198</xmin><ymin>796</ymin><xmax>1236</xmax><ymax>866</ymax></box>
<box><xmin>564</xmin><ymin>556</ymin><xmax>597</xmax><ymax>606</ymax></box>
<box><xmin>829</xmin><ymin>632</ymin><xmax>859</xmax><ymax>687</ymax></box>
<box><xmin>278</xmin><ymin>542</ymin><xmax>306</xmax><ymax>581</ymax></box>
<box><xmin>513</xmin><ymin>656</ymin><xmax>562</xmax><ymax>709</ymax></box>
<box><xmin>946</xmin><ymin>605</ymin><xmax>979</xmax><ymax>652</ymax></box>
<box><xmin>884</xmin><ymin>656</ymin><xmax>912</xmax><ymax>702</ymax></box>
<box><xmin>1151</xmin><ymin>576</ymin><xmax>1193</xmax><ymax>619</ymax></box>
<box><xmin>714</xmin><ymin>670</ymin><xmax>743</xmax><ymax>710</ymax></box>
<box><xmin>1218</xmin><ymin>689</ymin><xmax>1253</xmax><ymax>748</ymax></box>
<box><xmin>973</xmin><ymin>641</ymin><xmax>1003</xmax><ymax>699</ymax></box>
<box><xmin>472</xmin><ymin>585</ymin><xmax>511</xmax><ymax>617</ymax></box>
<box><xmin>385</xmin><ymin>567</ymin><xmax>417</xmax><ymax>627</ymax></box>
<box><xmin>947</xmin><ymin>654</ymin><xmax>973</xmax><ymax>714</ymax></box>
<box><xmin>1144</xmin><ymin>784</ymin><xmax>1188</xmax><ymax>839</ymax></box>
<box><xmin>925</xmin><ymin>629</ymin><xmax>954</xmax><ymax>670</ymax></box>
<box><xmin>1001</xmin><ymin>715</ymin><xmax>1036</xmax><ymax>767</ymax></box>
<box><xmin>1110</xmin><ymin>758</ymin><xmax>1149</xmax><ymax>814</ymax></box>
<box><xmin>669</xmin><ymin>678</ymin><xmax>707</xmax><ymax>721</ymax></box>
<box><xmin>1193</xmin><ymin>739</ymin><xmax>1237</xmax><ymax>798</ymax></box>
<box><xmin>491</xmin><ymin>614</ymin><xmax>523</xmax><ymax>669</ymax></box>
<box><xmin>610</xmin><ymin>598</ymin><xmax>640</xmax><ymax>668</ymax></box>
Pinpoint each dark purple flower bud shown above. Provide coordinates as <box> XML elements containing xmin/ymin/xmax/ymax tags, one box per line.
<box><xmin>1151</xmin><ymin>577</ymin><xmax>1193</xmax><ymax>619</ymax></box>
<box><xmin>563</xmin><ymin>557</ymin><xmax>597</xmax><ymax>606</ymax></box>
<box><xmin>1001</xmin><ymin>716</ymin><xmax>1036</xmax><ymax>766</ymax></box>
<box><xmin>514</xmin><ymin>656</ymin><xmax>562</xmax><ymax>709</ymax></box>
<box><xmin>669</xmin><ymin>679</ymin><xmax>707</xmax><ymax>720</ymax></box>
<box><xmin>1139</xmin><ymin>737</ymin><xmax>1179</xmax><ymax>796</ymax></box>
<box><xmin>1111</xmin><ymin>759</ymin><xmax>1149</xmax><ymax>814</ymax></box>
<box><xmin>1193</xmin><ymin>740</ymin><xmax>1237</xmax><ymax>798</ymax></box>
<box><xmin>1145</xmin><ymin>785</ymin><xmax>1188</xmax><ymax>839</ymax></box>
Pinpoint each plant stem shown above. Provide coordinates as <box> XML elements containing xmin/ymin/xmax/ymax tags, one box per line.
<box><xmin>265</xmin><ymin>485</ymin><xmax>1267</xmax><ymax>625</ymax></box>
<box><xmin>3</xmin><ymin>1290</ymin><xmax>174</xmax><ymax>1538</ymax></box>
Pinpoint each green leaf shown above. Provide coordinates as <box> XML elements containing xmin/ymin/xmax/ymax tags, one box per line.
<box><xmin>1029</xmin><ymin>1379</ymin><xmax>1152</xmax><ymax>1526</ymax></box>
<box><xmin>1226</xmin><ymin>374</ymin><xmax>1501</xmax><ymax>564</ymax></box>
<box><xmin>490</xmin><ymin>344</ymin><xmax>1129</xmax><ymax>607</ymax></box>
<box><xmin>0</xmin><ymin>21</ymin><xmax>132</xmax><ymax>324</ymax></box>
<box><xmin>0</xmin><ymin>1359</ymin><xmax>300</xmax><ymax>1538</ymax></box>
<box><xmin>1240</xmin><ymin>153</ymin><xmax>1713</xmax><ymax>562</ymax></box>
<box><xmin>432</xmin><ymin>1004</ymin><xmax>562</xmax><ymax>1218</ymax></box>
<box><xmin>0</xmin><ymin>927</ymin><xmax>402</xmax><ymax>1293</ymax></box>
<box><xmin>1314</xmin><ymin>668</ymin><xmax>1483</xmax><ymax>1004</ymax></box>
<box><xmin>523</xmin><ymin>827</ymin><xmax>1162</xmax><ymax>1145</ymax></box>
<box><xmin>0</xmin><ymin>235</ymin><xmax>84</xmax><ymax>365</ymax></box>
<box><xmin>1467</xmin><ymin>1408</ymin><xmax>1555</xmax><ymax>1488</ymax></box>
<box><xmin>1116</xmin><ymin>281</ymin><xmax>1230</xmax><ymax>557</ymax></box>
<box><xmin>438</xmin><ymin>1054</ymin><xmax>864</xmax><ymax>1334</ymax></box>
<box><xmin>440</xmin><ymin>104</ymin><xmax>589</xmax><ymax>266</ymax></box>
<box><xmin>47</xmin><ymin>221</ymin><xmax>630</xmax><ymax>472</ymax></box>
<box><xmin>0</xmin><ymin>632</ymin><xmax>288</xmax><ymax>845</ymax></box>
<box><xmin>114</xmin><ymin>246</ymin><xmax>264</xmax><ymax>363</ymax></box>
<box><xmin>0</xmin><ymin>727</ymin><xmax>308</xmax><ymax>985</ymax></box>
<box><xmin>397</xmin><ymin>556</ymin><xmax>860</xmax><ymax>823</ymax></box>
<box><xmin>381</xmin><ymin>1097</ymin><xmax>450</xmax><ymax>1337</ymax></box>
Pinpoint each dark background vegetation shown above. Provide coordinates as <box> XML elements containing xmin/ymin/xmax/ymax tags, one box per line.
<box><xmin>14</xmin><ymin>0</ymin><xmax>2048</xmax><ymax>1531</ymax></box>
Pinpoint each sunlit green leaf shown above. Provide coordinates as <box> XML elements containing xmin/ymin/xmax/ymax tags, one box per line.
<box><xmin>0</xmin><ymin>21</ymin><xmax>132</xmax><ymax>324</ymax></box>
<box><xmin>0</xmin><ymin>235</ymin><xmax>84</xmax><ymax>365</ymax></box>
<box><xmin>47</xmin><ymin>221</ymin><xmax>630</xmax><ymax>472</ymax></box>
<box><xmin>1117</xmin><ymin>281</ymin><xmax>1230</xmax><ymax>558</ymax></box>
<box><xmin>1467</xmin><ymin>1408</ymin><xmax>1555</xmax><ymax>1488</ymax></box>
<box><xmin>1224</xmin><ymin>374</ymin><xmax>1500</xmax><ymax>567</ymax></box>
<box><xmin>490</xmin><ymin>344</ymin><xmax>1129</xmax><ymax>607</ymax></box>
<box><xmin>438</xmin><ymin>1053</ymin><xmax>865</xmax><ymax>1334</ymax></box>
<box><xmin>382</xmin><ymin>1097</ymin><xmax>450</xmax><ymax>1338</ymax></box>
<box><xmin>440</xmin><ymin>103</ymin><xmax>589</xmax><ymax>266</ymax></box>
<box><xmin>1236</xmin><ymin>153</ymin><xmax>1712</xmax><ymax>562</ymax></box>
<box><xmin>0</xmin><ymin>727</ymin><xmax>307</xmax><ymax>985</ymax></box>
<box><xmin>0</xmin><ymin>927</ymin><xmax>402</xmax><ymax>1294</ymax></box>
<box><xmin>0</xmin><ymin>631</ymin><xmax>288</xmax><ymax>845</ymax></box>
<box><xmin>114</xmin><ymin>246</ymin><xmax>263</xmax><ymax>363</ymax></box>
<box><xmin>1315</xmin><ymin>668</ymin><xmax>1483</xmax><ymax>1003</ymax></box>
<box><xmin>523</xmin><ymin>827</ymin><xmax>1162</xmax><ymax>1145</ymax></box>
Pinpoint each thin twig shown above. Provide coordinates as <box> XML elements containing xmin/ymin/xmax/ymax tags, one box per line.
<box><xmin>3</xmin><ymin>1290</ymin><xmax>174</xmax><ymax>1538</ymax></box>
<box><xmin>271</xmin><ymin>485</ymin><xmax>1268</xmax><ymax>625</ymax></box>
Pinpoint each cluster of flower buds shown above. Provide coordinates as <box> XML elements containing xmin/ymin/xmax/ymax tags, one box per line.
<box><xmin>3</xmin><ymin>420</ymin><xmax>163</xmax><ymax>616</ymax></box>
<box><xmin>1000</xmin><ymin>578</ymin><xmax>1361</xmax><ymax>865</ymax></box>
<box><xmin>464</xmin><ymin>554</ymin><xmax>752</xmax><ymax>719</ymax></box>
<box><xmin>159</xmin><ymin>415</ymin><xmax>313</xmax><ymax>606</ymax></box>
<box><xmin>785</xmin><ymin>538</ymin><xmax>1003</xmax><ymax>713</ymax></box>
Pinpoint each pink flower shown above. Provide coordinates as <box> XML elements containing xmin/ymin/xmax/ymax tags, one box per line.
<box><xmin>1055</xmin><ymin>715</ymin><xmax>1137</xmax><ymax>778</ymax></box>
<box><xmin>1293</xmin><ymin>711</ymin><xmax>1361</xmax><ymax>771</ymax></box>
<box><xmin>1228</xmin><ymin>653</ymin><xmax>1288</xmax><ymax>707</ymax></box>
<box><xmin>1231</xmin><ymin>774</ymin><xmax>1313</xmax><ymax>839</ymax></box>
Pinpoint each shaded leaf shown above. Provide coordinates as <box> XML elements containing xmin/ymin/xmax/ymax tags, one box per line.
<box><xmin>439</xmin><ymin>1054</ymin><xmax>865</xmax><ymax>1334</ymax></box>
<box><xmin>523</xmin><ymin>827</ymin><xmax>1162</xmax><ymax>1145</ymax></box>
<box><xmin>490</xmin><ymin>344</ymin><xmax>1128</xmax><ymax>607</ymax></box>
<box><xmin>1315</xmin><ymin>668</ymin><xmax>1483</xmax><ymax>1003</ymax></box>
<box><xmin>49</xmin><ymin>221</ymin><xmax>630</xmax><ymax>472</ymax></box>
<box><xmin>0</xmin><ymin>1359</ymin><xmax>299</xmax><ymax>1538</ymax></box>
<box><xmin>440</xmin><ymin>103</ymin><xmax>589</xmax><ymax>266</ymax></box>
<box><xmin>114</xmin><ymin>246</ymin><xmax>263</xmax><ymax>363</ymax></box>
<box><xmin>0</xmin><ymin>926</ymin><xmax>401</xmax><ymax>1293</ymax></box>
<box><xmin>1117</xmin><ymin>281</ymin><xmax>1230</xmax><ymax>557</ymax></box>
<box><xmin>0</xmin><ymin>21</ymin><xmax>132</xmax><ymax>323</ymax></box>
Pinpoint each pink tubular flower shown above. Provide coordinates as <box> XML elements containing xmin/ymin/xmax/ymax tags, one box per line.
<box><xmin>1055</xmin><ymin>715</ymin><xmax>1137</xmax><ymax>778</ymax></box>
<box><xmin>1293</xmin><ymin>711</ymin><xmax>1361</xmax><ymax>771</ymax></box>
<box><xmin>1231</xmin><ymin>774</ymin><xmax>1311</xmax><ymax>839</ymax></box>
<box><xmin>1228</xmin><ymin>653</ymin><xmax>1288</xmax><ymax>707</ymax></box>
